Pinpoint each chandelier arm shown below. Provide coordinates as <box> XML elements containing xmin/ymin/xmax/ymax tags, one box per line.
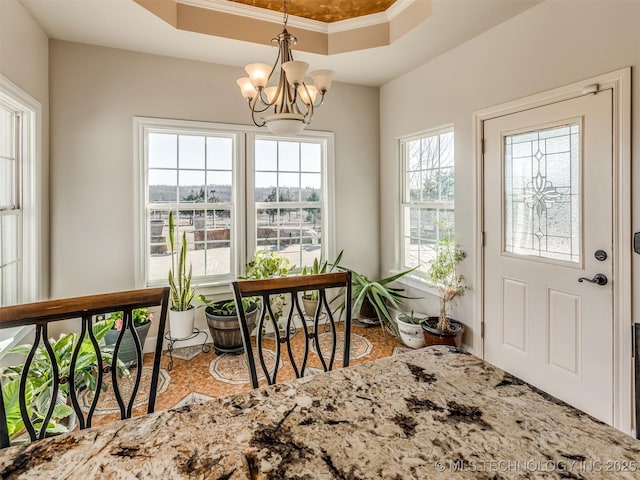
<box><xmin>312</xmin><ymin>92</ymin><xmax>328</xmax><ymax>108</ymax></box>
<box><xmin>250</xmin><ymin>108</ymin><xmax>266</xmax><ymax>127</ymax></box>
<box><xmin>249</xmin><ymin>94</ymin><xmax>272</xmax><ymax>115</ymax></box>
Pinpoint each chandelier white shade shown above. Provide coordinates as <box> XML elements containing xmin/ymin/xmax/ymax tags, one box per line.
<box><xmin>236</xmin><ymin>11</ymin><xmax>333</xmax><ymax>136</ymax></box>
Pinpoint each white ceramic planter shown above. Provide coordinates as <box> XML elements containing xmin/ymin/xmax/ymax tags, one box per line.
<box><xmin>396</xmin><ymin>313</ymin><xmax>427</xmax><ymax>349</ymax></box>
<box><xmin>169</xmin><ymin>307</ymin><xmax>195</xmax><ymax>340</ymax></box>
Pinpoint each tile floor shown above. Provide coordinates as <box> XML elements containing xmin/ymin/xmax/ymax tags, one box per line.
<box><xmin>88</xmin><ymin>323</ymin><xmax>406</xmax><ymax>427</ymax></box>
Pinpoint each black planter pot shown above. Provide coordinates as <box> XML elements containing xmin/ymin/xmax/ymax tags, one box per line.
<box><xmin>422</xmin><ymin>317</ymin><xmax>465</xmax><ymax>348</ymax></box>
<box><xmin>205</xmin><ymin>302</ymin><xmax>259</xmax><ymax>355</ymax></box>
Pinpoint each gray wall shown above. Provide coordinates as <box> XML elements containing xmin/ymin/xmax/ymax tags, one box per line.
<box><xmin>380</xmin><ymin>0</ymin><xmax>640</xmax><ymax>350</ymax></box>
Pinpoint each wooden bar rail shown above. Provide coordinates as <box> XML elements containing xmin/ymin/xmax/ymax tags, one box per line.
<box><xmin>0</xmin><ymin>288</ymin><xmax>169</xmax><ymax>448</ymax></box>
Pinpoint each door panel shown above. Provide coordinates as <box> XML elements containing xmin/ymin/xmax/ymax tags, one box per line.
<box><xmin>483</xmin><ymin>90</ymin><xmax>613</xmax><ymax>424</ymax></box>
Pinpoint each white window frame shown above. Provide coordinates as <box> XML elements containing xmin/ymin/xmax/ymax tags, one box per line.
<box><xmin>246</xmin><ymin>131</ymin><xmax>335</xmax><ymax>267</ymax></box>
<box><xmin>398</xmin><ymin>125</ymin><xmax>455</xmax><ymax>285</ymax></box>
<box><xmin>0</xmin><ymin>74</ymin><xmax>41</xmax><ymax>305</ymax></box>
<box><xmin>134</xmin><ymin>117</ymin><xmax>335</xmax><ymax>292</ymax></box>
<box><xmin>0</xmin><ymin>74</ymin><xmax>42</xmax><ymax>358</ymax></box>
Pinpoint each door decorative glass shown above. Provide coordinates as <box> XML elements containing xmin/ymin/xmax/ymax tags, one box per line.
<box><xmin>504</xmin><ymin>123</ymin><xmax>580</xmax><ymax>263</ymax></box>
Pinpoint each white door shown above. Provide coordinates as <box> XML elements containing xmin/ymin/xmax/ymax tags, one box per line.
<box><xmin>483</xmin><ymin>90</ymin><xmax>613</xmax><ymax>424</ymax></box>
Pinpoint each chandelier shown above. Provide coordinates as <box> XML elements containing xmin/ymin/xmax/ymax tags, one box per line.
<box><xmin>236</xmin><ymin>1</ymin><xmax>334</xmax><ymax>136</ymax></box>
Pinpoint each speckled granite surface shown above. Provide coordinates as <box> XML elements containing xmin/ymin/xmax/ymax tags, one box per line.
<box><xmin>1</xmin><ymin>347</ymin><xmax>639</xmax><ymax>479</ymax></box>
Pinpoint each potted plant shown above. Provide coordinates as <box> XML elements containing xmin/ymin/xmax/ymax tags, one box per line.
<box><xmin>337</xmin><ymin>266</ymin><xmax>418</xmax><ymax>337</ymax></box>
<box><xmin>2</xmin><ymin>320</ymin><xmax>126</xmax><ymax>444</ymax></box>
<box><xmin>396</xmin><ymin>311</ymin><xmax>428</xmax><ymax>349</ymax></box>
<box><xmin>104</xmin><ymin>308</ymin><xmax>153</xmax><ymax>366</ymax></box>
<box><xmin>198</xmin><ymin>298</ymin><xmax>259</xmax><ymax>355</ymax></box>
<box><xmin>198</xmin><ymin>250</ymin><xmax>292</xmax><ymax>352</ymax></box>
<box><xmin>243</xmin><ymin>250</ymin><xmax>293</xmax><ymax>335</ymax></box>
<box><xmin>300</xmin><ymin>250</ymin><xmax>343</xmax><ymax>317</ymax></box>
<box><xmin>167</xmin><ymin>211</ymin><xmax>196</xmax><ymax>339</ymax></box>
<box><xmin>422</xmin><ymin>238</ymin><xmax>468</xmax><ymax>348</ymax></box>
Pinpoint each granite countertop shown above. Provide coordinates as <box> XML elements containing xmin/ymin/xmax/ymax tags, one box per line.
<box><xmin>1</xmin><ymin>346</ymin><xmax>639</xmax><ymax>479</ymax></box>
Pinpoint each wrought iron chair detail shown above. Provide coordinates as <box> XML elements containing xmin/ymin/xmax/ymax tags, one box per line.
<box><xmin>232</xmin><ymin>272</ymin><xmax>352</xmax><ymax>388</ymax></box>
<box><xmin>0</xmin><ymin>287</ymin><xmax>169</xmax><ymax>448</ymax></box>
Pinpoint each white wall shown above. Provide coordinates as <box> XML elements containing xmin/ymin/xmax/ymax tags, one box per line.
<box><xmin>48</xmin><ymin>40</ymin><xmax>379</xmax><ymax>341</ymax></box>
<box><xmin>0</xmin><ymin>0</ymin><xmax>50</xmax><ymax>299</ymax></box>
<box><xmin>380</xmin><ymin>0</ymin><xmax>640</xmax><ymax>351</ymax></box>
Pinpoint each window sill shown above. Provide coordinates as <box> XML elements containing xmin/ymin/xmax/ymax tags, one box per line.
<box><xmin>0</xmin><ymin>325</ymin><xmax>35</xmax><ymax>360</ymax></box>
<box><xmin>390</xmin><ymin>270</ymin><xmax>442</xmax><ymax>298</ymax></box>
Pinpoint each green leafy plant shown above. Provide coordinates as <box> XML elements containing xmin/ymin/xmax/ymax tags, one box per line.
<box><xmin>397</xmin><ymin>310</ymin><xmax>428</xmax><ymax>326</ymax></box>
<box><xmin>197</xmin><ymin>297</ymin><xmax>256</xmax><ymax>316</ymax></box>
<box><xmin>244</xmin><ymin>250</ymin><xmax>293</xmax><ymax>280</ymax></box>
<box><xmin>108</xmin><ymin>307</ymin><xmax>151</xmax><ymax>331</ymax></box>
<box><xmin>337</xmin><ymin>266</ymin><xmax>418</xmax><ymax>337</ymax></box>
<box><xmin>244</xmin><ymin>250</ymin><xmax>293</xmax><ymax>329</ymax></box>
<box><xmin>196</xmin><ymin>250</ymin><xmax>290</xmax><ymax>320</ymax></box>
<box><xmin>1</xmin><ymin>320</ymin><xmax>127</xmax><ymax>441</ymax></box>
<box><xmin>168</xmin><ymin>211</ymin><xmax>195</xmax><ymax>311</ymax></box>
<box><xmin>427</xmin><ymin>238</ymin><xmax>467</xmax><ymax>332</ymax></box>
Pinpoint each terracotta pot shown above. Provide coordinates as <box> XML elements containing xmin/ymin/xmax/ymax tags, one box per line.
<box><xmin>357</xmin><ymin>298</ymin><xmax>380</xmax><ymax>326</ymax></box>
<box><xmin>422</xmin><ymin>317</ymin><xmax>465</xmax><ymax>348</ymax></box>
<box><xmin>302</xmin><ymin>296</ymin><xmax>318</xmax><ymax>318</ymax></box>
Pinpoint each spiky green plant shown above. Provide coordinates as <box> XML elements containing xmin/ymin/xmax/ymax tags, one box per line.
<box><xmin>301</xmin><ymin>250</ymin><xmax>343</xmax><ymax>300</ymax></box>
<box><xmin>168</xmin><ymin>211</ymin><xmax>194</xmax><ymax>311</ymax></box>
<box><xmin>336</xmin><ymin>266</ymin><xmax>418</xmax><ymax>337</ymax></box>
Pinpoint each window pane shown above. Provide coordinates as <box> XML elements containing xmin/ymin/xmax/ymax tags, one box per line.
<box><xmin>301</xmin><ymin>173</ymin><xmax>321</xmax><ymax>198</ymax></box>
<box><xmin>179</xmin><ymin>135</ymin><xmax>205</xmax><ymax>169</ymax></box>
<box><xmin>0</xmin><ymin>214</ymin><xmax>20</xmax><ymax>307</ymax></box>
<box><xmin>255</xmin><ymin>139</ymin><xmax>277</xmax><ymax>170</ymax></box>
<box><xmin>206</xmin><ymin>137</ymin><xmax>232</xmax><ymax>170</ymax></box>
<box><xmin>300</xmin><ymin>143</ymin><xmax>321</xmax><ymax>172</ymax></box>
<box><xmin>0</xmin><ymin>158</ymin><xmax>15</xmax><ymax>208</ymax></box>
<box><xmin>207</xmin><ymin>171</ymin><xmax>232</xmax><ymax>203</ymax></box>
<box><xmin>0</xmin><ymin>106</ymin><xmax>15</xmax><ymax>209</ymax></box>
<box><xmin>279</xmin><ymin>142</ymin><xmax>300</xmax><ymax>171</ymax></box>
<box><xmin>179</xmin><ymin>171</ymin><xmax>205</xmax><ymax>203</ymax></box>
<box><xmin>148</xmin><ymin>133</ymin><xmax>177</xmax><ymax>168</ymax></box>
<box><xmin>278</xmin><ymin>172</ymin><xmax>299</xmax><ymax>201</ymax></box>
<box><xmin>504</xmin><ymin>123</ymin><xmax>580</xmax><ymax>263</ymax></box>
<box><xmin>149</xmin><ymin>170</ymin><xmax>177</xmax><ymax>203</ymax></box>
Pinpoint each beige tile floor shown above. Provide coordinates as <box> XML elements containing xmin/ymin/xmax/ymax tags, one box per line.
<box><xmin>89</xmin><ymin>324</ymin><xmax>405</xmax><ymax>427</ymax></box>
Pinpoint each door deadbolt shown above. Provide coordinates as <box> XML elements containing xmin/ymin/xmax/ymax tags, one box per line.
<box><xmin>594</xmin><ymin>250</ymin><xmax>607</xmax><ymax>261</ymax></box>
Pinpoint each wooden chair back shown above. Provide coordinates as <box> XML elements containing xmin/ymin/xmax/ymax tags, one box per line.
<box><xmin>232</xmin><ymin>272</ymin><xmax>352</xmax><ymax>388</ymax></box>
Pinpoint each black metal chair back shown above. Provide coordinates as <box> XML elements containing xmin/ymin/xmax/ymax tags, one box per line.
<box><xmin>0</xmin><ymin>287</ymin><xmax>169</xmax><ymax>448</ymax></box>
<box><xmin>232</xmin><ymin>272</ymin><xmax>352</xmax><ymax>389</ymax></box>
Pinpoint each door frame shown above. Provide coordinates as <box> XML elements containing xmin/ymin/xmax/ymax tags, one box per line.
<box><xmin>472</xmin><ymin>68</ymin><xmax>632</xmax><ymax>434</ymax></box>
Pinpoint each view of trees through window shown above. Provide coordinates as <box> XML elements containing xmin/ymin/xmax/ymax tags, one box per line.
<box><xmin>143</xmin><ymin>126</ymin><xmax>328</xmax><ymax>285</ymax></box>
<box><xmin>401</xmin><ymin>127</ymin><xmax>455</xmax><ymax>275</ymax></box>
<box><xmin>254</xmin><ymin>139</ymin><xmax>323</xmax><ymax>269</ymax></box>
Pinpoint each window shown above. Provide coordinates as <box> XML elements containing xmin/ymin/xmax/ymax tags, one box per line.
<box><xmin>251</xmin><ymin>137</ymin><xmax>326</xmax><ymax>268</ymax></box>
<box><xmin>400</xmin><ymin>127</ymin><xmax>454</xmax><ymax>276</ymax></box>
<box><xmin>135</xmin><ymin>118</ymin><xmax>333</xmax><ymax>288</ymax></box>
<box><xmin>0</xmin><ymin>75</ymin><xmax>40</xmax><ymax>307</ymax></box>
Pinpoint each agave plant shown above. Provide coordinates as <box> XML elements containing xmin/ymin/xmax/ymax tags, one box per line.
<box><xmin>336</xmin><ymin>266</ymin><xmax>418</xmax><ymax>337</ymax></box>
<box><xmin>167</xmin><ymin>211</ymin><xmax>194</xmax><ymax>311</ymax></box>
